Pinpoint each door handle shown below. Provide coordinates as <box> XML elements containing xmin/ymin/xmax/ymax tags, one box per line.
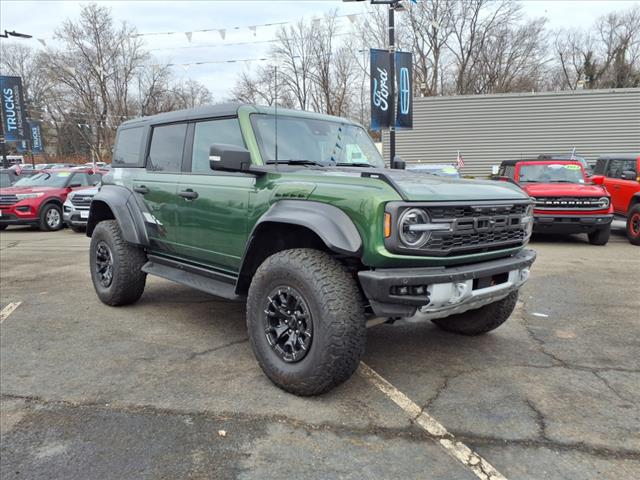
<box><xmin>134</xmin><ymin>185</ymin><xmax>149</xmax><ymax>194</ymax></box>
<box><xmin>179</xmin><ymin>189</ymin><xmax>199</xmax><ymax>200</ymax></box>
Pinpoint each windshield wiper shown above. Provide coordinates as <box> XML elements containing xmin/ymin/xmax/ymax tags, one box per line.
<box><xmin>547</xmin><ymin>180</ymin><xmax>575</xmax><ymax>183</ymax></box>
<box><xmin>334</xmin><ymin>162</ymin><xmax>375</xmax><ymax>168</ymax></box>
<box><xmin>266</xmin><ymin>160</ymin><xmax>325</xmax><ymax>167</ymax></box>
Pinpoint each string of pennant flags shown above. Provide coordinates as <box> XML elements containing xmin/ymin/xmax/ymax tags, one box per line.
<box><xmin>31</xmin><ymin>11</ymin><xmax>366</xmax><ymax>48</ymax></box>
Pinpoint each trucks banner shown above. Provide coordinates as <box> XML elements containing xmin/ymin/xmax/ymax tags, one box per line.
<box><xmin>0</xmin><ymin>75</ymin><xmax>28</xmax><ymax>142</ymax></box>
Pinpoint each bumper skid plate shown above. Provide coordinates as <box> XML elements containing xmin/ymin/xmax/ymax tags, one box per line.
<box><xmin>359</xmin><ymin>249</ymin><xmax>536</xmax><ymax>319</ymax></box>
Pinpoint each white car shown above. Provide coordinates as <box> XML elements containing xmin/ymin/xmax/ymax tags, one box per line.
<box><xmin>63</xmin><ymin>186</ymin><xmax>99</xmax><ymax>232</ymax></box>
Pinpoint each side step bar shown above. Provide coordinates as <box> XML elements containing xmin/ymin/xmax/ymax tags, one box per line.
<box><xmin>142</xmin><ymin>255</ymin><xmax>243</xmax><ymax>301</ymax></box>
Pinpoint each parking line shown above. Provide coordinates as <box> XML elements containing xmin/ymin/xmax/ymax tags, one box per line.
<box><xmin>0</xmin><ymin>302</ymin><xmax>22</xmax><ymax>324</ymax></box>
<box><xmin>358</xmin><ymin>362</ymin><xmax>507</xmax><ymax>480</ymax></box>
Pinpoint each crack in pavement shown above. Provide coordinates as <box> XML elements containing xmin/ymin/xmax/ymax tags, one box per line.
<box><xmin>0</xmin><ymin>393</ymin><xmax>424</xmax><ymax>442</ymax></box>
<box><xmin>591</xmin><ymin>371</ymin><xmax>635</xmax><ymax>403</ymax></box>
<box><xmin>186</xmin><ymin>337</ymin><xmax>249</xmax><ymax>360</ymax></box>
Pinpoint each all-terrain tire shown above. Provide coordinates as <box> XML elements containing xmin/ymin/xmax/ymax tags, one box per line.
<box><xmin>39</xmin><ymin>203</ymin><xmax>63</xmax><ymax>231</ymax></box>
<box><xmin>247</xmin><ymin>249</ymin><xmax>366</xmax><ymax>396</ymax></box>
<box><xmin>0</xmin><ymin>225</ymin><xmax>7</xmax><ymax>230</ymax></box>
<box><xmin>90</xmin><ymin>220</ymin><xmax>147</xmax><ymax>306</ymax></box>
<box><xmin>626</xmin><ymin>204</ymin><xmax>640</xmax><ymax>246</ymax></box>
<box><xmin>588</xmin><ymin>225</ymin><xmax>610</xmax><ymax>246</ymax></box>
<box><xmin>432</xmin><ymin>290</ymin><xmax>518</xmax><ymax>336</ymax></box>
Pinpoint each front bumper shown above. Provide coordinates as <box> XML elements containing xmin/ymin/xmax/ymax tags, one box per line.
<box><xmin>63</xmin><ymin>204</ymin><xmax>89</xmax><ymax>227</ymax></box>
<box><xmin>0</xmin><ymin>211</ymin><xmax>38</xmax><ymax>225</ymax></box>
<box><xmin>358</xmin><ymin>248</ymin><xmax>536</xmax><ymax>318</ymax></box>
<box><xmin>533</xmin><ymin>214</ymin><xmax>613</xmax><ymax>233</ymax></box>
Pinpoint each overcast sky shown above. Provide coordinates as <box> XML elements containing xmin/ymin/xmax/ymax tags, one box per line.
<box><xmin>1</xmin><ymin>0</ymin><xmax>638</xmax><ymax>100</ymax></box>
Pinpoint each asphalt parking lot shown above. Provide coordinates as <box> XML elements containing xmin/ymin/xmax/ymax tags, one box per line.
<box><xmin>1</xmin><ymin>221</ymin><xmax>638</xmax><ymax>480</ymax></box>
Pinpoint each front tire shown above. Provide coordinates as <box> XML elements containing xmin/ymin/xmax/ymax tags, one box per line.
<box><xmin>90</xmin><ymin>220</ymin><xmax>147</xmax><ymax>306</ymax></box>
<box><xmin>626</xmin><ymin>205</ymin><xmax>640</xmax><ymax>246</ymax></box>
<box><xmin>432</xmin><ymin>290</ymin><xmax>518</xmax><ymax>336</ymax></box>
<box><xmin>247</xmin><ymin>249</ymin><xmax>366</xmax><ymax>396</ymax></box>
<box><xmin>588</xmin><ymin>225</ymin><xmax>610</xmax><ymax>246</ymax></box>
<box><xmin>39</xmin><ymin>203</ymin><xmax>63</xmax><ymax>231</ymax></box>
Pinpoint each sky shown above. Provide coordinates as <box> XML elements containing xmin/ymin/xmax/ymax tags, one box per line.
<box><xmin>1</xmin><ymin>0</ymin><xmax>638</xmax><ymax>100</ymax></box>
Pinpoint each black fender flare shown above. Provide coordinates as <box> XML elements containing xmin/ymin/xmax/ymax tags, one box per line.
<box><xmin>86</xmin><ymin>185</ymin><xmax>149</xmax><ymax>246</ymax></box>
<box><xmin>251</xmin><ymin>200</ymin><xmax>362</xmax><ymax>255</ymax></box>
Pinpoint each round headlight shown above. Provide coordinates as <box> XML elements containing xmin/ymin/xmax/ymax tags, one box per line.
<box><xmin>398</xmin><ymin>208</ymin><xmax>430</xmax><ymax>248</ymax></box>
<box><xmin>598</xmin><ymin>196</ymin><xmax>610</xmax><ymax>208</ymax></box>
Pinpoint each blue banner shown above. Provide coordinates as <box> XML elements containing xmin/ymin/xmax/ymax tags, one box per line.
<box><xmin>395</xmin><ymin>51</ymin><xmax>413</xmax><ymax>129</ymax></box>
<box><xmin>0</xmin><ymin>76</ymin><xmax>28</xmax><ymax>142</ymax></box>
<box><xmin>370</xmin><ymin>49</ymin><xmax>392</xmax><ymax>131</ymax></box>
<box><xmin>28</xmin><ymin>120</ymin><xmax>44</xmax><ymax>153</ymax></box>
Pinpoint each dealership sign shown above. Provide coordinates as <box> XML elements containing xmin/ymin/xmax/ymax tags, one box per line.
<box><xmin>28</xmin><ymin>120</ymin><xmax>44</xmax><ymax>153</ymax></box>
<box><xmin>0</xmin><ymin>76</ymin><xmax>28</xmax><ymax>142</ymax></box>
<box><xmin>370</xmin><ymin>50</ymin><xmax>413</xmax><ymax>131</ymax></box>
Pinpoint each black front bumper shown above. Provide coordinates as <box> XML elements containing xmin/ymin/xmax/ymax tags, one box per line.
<box><xmin>0</xmin><ymin>213</ymin><xmax>38</xmax><ymax>226</ymax></box>
<box><xmin>533</xmin><ymin>214</ymin><xmax>613</xmax><ymax>234</ymax></box>
<box><xmin>358</xmin><ymin>248</ymin><xmax>537</xmax><ymax>317</ymax></box>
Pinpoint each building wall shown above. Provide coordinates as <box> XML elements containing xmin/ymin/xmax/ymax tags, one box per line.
<box><xmin>383</xmin><ymin>88</ymin><xmax>640</xmax><ymax>177</ymax></box>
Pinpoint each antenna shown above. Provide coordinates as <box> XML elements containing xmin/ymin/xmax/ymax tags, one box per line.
<box><xmin>274</xmin><ymin>65</ymin><xmax>278</xmax><ymax>168</ymax></box>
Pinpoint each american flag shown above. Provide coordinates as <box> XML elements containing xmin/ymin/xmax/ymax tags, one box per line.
<box><xmin>456</xmin><ymin>150</ymin><xmax>465</xmax><ymax>169</ymax></box>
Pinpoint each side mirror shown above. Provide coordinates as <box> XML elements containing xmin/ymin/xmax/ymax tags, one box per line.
<box><xmin>621</xmin><ymin>170</ymin><xmax>637</xmax><ymax>180</ymax></box>
<box><xmin>591</xmin><ymin>175</ymin><xmax>605</xmax><ymax>185</ymax></box>
<box><xmin>209</xmin><ymin>143</ymin><xmax>252</xmax><ymax>172</ymax></box>
<box><xmin>69</xmin><ymin>183</ymin><xmax>82</xmax><ymax>188</ymax></box>
<box><xmin>391</xmin><ymin>156</ymin><xmax>406</xmax><ymax>170</ymax></box>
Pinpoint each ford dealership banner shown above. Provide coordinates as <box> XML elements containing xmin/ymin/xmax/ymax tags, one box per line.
<box><xmin>395</xmin><ymin>51</ymin><xmax>413</xmax><ymax>129</ymax></box>
<box><xmin>370</xmin><ymin>49</ymin><xmax>392</xmax><ymax>131</ymax></box>
<box><xmin>28</xmin><ymin>120</ymin><xmax>44</xmax><ymax>153</ymax></box>
<box><xmin>0</xmin><ymin>76</ymin><xmax>28</xmax><ymax>142</ymax></box>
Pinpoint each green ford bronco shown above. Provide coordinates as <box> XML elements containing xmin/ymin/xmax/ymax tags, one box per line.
<box><xmin>87</xmin><ymin>103</ymin><xmax>536</xmax><ymax>396</ymax></box>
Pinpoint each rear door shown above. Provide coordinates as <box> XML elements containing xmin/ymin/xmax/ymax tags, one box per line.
<box><xmin>174</xmin><ymin>117</ymin><xmax>255</xmax><ymax>273</ymax></box>
<box><xmin>132</xmin><ymin>123</ymin><xmax>187</xmax><ymax>254</ymax></box>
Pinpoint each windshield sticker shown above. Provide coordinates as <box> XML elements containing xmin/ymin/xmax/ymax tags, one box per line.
<box><xmin>564</xmin><ymin>165</ymin><xmax>581</xmax><ymax>170</ymax></box>
<box><xmin>548</xmin><ymin>164</ymin><xmax>564</xmax><ymax>169</ymax></box>
<box><xmin>442</xmin><ymin>167</ymin><xmax>457</xmax><ymax>173</ymax></box>
<box><xmin>56</xmin><ymin>172</ymin><xmax>71</xmax><ymax>177</ymax></box>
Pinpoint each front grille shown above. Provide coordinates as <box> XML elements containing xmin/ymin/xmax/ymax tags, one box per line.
<box><xmin>71</xmin><ymin>195</ymin><xmax>94</xmax><ymax>207</ymax></box>
<box><xmin>0</xmin><ymin>194</ymin><xmax>18</xmax><ymax>206</ymax></box>
<box><xmin>534</xmin><ymin>197</ymin><xmax>606</xmax><ymax>210</ymax></box>
<box><xmin>386</xmin><ymin>200</ymin><xmax>532</xmax><ymax>257</ymax></box>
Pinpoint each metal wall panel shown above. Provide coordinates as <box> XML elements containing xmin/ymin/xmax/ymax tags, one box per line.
<box><xmin>383</xmin><ymin>88</ymin><xmax>640</xmax><ymax>177</ymax></box>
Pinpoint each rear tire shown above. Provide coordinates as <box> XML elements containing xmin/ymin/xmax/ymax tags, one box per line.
<box><xmin>432</xmin><ymin>290</ymin><xmax>518</xmax><ymax>336</ymax></box>
<box><xmin>39</xmin><ymin>203</ymin><xmax>63</xmax><ymax>231</ymax></box>
<box><xmin>588</xmin><ymin>225</ymin><xmax>610</xmax><ymax>246</ymax></box>
<box><xmin>626</xmin><ymin>205</ymin><xmax>640</xmax><ymax>246</ymax></box>
<box><xmin>247</xmin><ymin>249</ymin><xmax>366</xmax><ymax>396</ymax></box>
<box><xmin>90</xmin><ymin>220</ymin><xmax>147</xmax><ymax>306</ymax></box>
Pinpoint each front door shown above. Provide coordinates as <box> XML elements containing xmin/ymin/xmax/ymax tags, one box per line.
<box><xmin>175</xmin><ymin>118</ymin><xmax>255</xmax><ymax>273</ymax></box>
<box><xmin>604</xmin><ymin>158</ymin><xmax>638</xmax><ymax>215</ymax></box>
<box><xmin>133</xmin><ymin>122</ymin><xmax>187</xmax><ymax>254</ymax></box>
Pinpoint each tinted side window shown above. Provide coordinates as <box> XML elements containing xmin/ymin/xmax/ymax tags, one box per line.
<box><xmin>505</xmin><ymin>165</ymin><xmax>516</xmax><ymax>179</ymax></box>
<box><xmin>623</xmin><ymin>159</ymin><xmax>637</xmax><ymax>175</ymax></box>
<box><xmin>593</xmin><ymin>158</ymin><xmax>607</xmax><ymax>175</ymax></box>
<box><xmin>113</xmin><ymin>127</ymin><xmax>145</xmax><ymax>167</ymax></box>
<box><xmin>191</xmin><ymin>118</ymin><xmax>245</xmax><ymax>173</ymax></box>
<box><xmin>89</xmin><ymin>173</ymin><xmax>102</xmax><ymax>185</ymax></box>
<box><xmin>148</xmin><ymin>123</ymin><xmax>187</xmax><ymax>172</ymax></box>
<box><xmin>70</xmin><ymin>173</ymin><xmax>91</xmax><ymax>187</ymax></box>
<box><xmin>606</xmin><ymin>159</ymin><xmax>624</xmax><ymax>179</ymax></box>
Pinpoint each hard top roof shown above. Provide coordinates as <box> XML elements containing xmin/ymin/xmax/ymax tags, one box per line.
<box><xmin>597</xmin><ymin>153</ymin><xmax>640</xmax><ymax>161</ymax></box>
<box><xmin>500</xmin><ymin>158</ymin><xmax>583</xmax><ymax>166</ymax></box>
<box><xmin>119</xmin><ymin>102</ymin><xmax>361</xmax><ymax>129</ymax></box>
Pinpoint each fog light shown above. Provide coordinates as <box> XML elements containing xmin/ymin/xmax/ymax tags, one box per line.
<box><xmin>519</xmin><ymin>268</ymin><xmax>530</xmax><ymax>283</ymax></box>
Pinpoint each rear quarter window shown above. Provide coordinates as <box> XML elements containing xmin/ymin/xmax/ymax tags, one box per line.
<box><xmin>113</xmin><ymin>126</ymin><xmax>146</xmax><ymax>167</ymax></box>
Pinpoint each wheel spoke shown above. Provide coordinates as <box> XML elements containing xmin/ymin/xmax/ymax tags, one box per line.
<box><xmin>263</xmin><ymin>286</ymin><xmax>312</xmax><ymax>363</ymax></box>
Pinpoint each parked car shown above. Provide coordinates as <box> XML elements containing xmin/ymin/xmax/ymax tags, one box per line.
<box><xmin>63</xmin><ymin>185</ymin><xmax>99</xmax><ymax>232</ymax></box>
<box><xmin>496</xmin><ymin>158</ymin><xmax>612</xmax><ymax>245</ymax></box>
<box><xmin>592</xmin><ymin>154</ymin><xmax>640</xmax><ymax>245</ymax></box>
<box><xmin>0</xmin><ymin>168</ymin><xmax>103</xmax><ymax>231</ymax></box>
<box><xmin>406</xmin><ymin>163</ymin><xmax>461</xmax><ymax>178</ymax></box>
<box><xmin>87</xmin><ymin>103</ymin><xmax>536</xmax><ymax>396</ymax></box>
<box><xmin>0</xmin><ymin>169</ymin><xmax>19</xmax><ymax>188</ymax></box>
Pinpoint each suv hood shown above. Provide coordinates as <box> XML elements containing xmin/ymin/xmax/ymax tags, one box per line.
<box><xmin>69</xmin><ymin>186</ymin><xmax>99</xmax><ymax>197</ymax></box>
<box><xmin>521</xmin><ymin>182</ymin><xmax>607</xmax><ymax>197</ymax></box>
<box><xmin>322</xmin><ymin>168</ymin><xmax>529</xmax><ymax>201</ymax></box>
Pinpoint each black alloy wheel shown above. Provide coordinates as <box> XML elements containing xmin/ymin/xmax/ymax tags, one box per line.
<box><xmin>264</xmin><ymin>286</ymin><xmax>313</xmax><ymax>363</ymax></box>
<box><xmin>95</xmin><ymin>240</ymin><xmax>114</xmax><ymax>288</ymax></box>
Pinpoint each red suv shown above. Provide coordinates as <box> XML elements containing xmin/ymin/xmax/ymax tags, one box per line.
<box><xmin>497</xmin><ymin>159</ymin><xmax>613</xmax><ymax>245</ymax></box>
<box><xmin>592</xmin><ymin>154</ymin><xmax>640</xmax><ymax>245</ymax></box>
<box><xmin>0</xmin><ymin>168</ymin><xmax>102</xmax><ymax>231</ymax></box>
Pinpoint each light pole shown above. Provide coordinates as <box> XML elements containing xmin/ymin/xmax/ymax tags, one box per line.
<box><xmin>0</xmin><ymin>29</ymin><xmax>33</xmax><ymax>168</ymax></box>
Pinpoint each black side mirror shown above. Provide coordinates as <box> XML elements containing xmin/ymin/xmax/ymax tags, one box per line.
<box><xmin>69</xmin><ymin>183</ymin><xmax>82</xmax><ymax>188</ymax></box>
<box><xmin>391</xmin><ymin>156</ymin><xmax>406</xmax><ymax>170</ymax></box>
<box><xmin>209</xmin><ymin>144</ymin><xmax>252</xmax><ymax>172</ymax></box>
<box><xmin>621</xmin><ymin>170</ymin><xmax>637</xmax><ymax>180</ymax></box>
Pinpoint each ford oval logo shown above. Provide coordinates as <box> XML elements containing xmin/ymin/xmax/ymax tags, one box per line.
<box><xmin>399</xmin><ymin>67</ymin><xmax>410</xmax><ymax>115</ymax></box>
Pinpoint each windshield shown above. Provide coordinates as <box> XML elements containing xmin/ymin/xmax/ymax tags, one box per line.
<box><xmin>251</xmin><ymin>114</ymin><xmax>384</xmax><ymax>168</ymax></box>
<box><xmin>0</xmin><ymin>173</ymin><xmax>12</xmax><ymax>188</ymax></box>
<box><xmin>13</xmin><ymin>171</ymin><xmax>72</xmax><ymax>188</ymax></box>
<box><xmin>519</xmin><ymin>164</ymin><xmax>585</xmax><ymax>183</ymax></box>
